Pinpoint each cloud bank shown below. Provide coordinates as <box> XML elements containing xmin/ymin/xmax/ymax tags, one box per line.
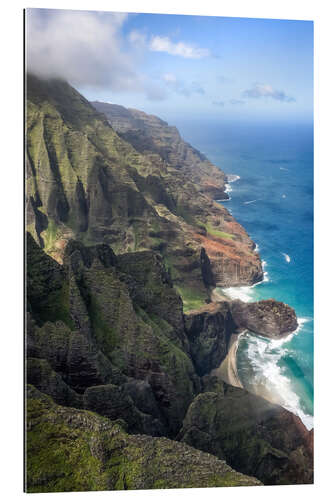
<box><xmin>26</xmin><ymin>10</ymin><xmax>133</xmax><ymax>88</ymax></box>
<box><xmin>26</xmin><ymin>9</ymin><xmax>165</xmax><ymax>101</ymax></box>
<box><xmin>243</xmin><ymin>83</ymin><xmax>295</xmax><ymax>102</ymax></box>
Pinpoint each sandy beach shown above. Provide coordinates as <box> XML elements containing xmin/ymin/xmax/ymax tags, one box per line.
<box><xmin>211</xmin><ymin>332</ymin><xmax>244</xmax><ymax>388</ymax></box>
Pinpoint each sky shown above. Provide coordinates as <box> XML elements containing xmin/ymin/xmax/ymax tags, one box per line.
<box><xmin>26</xmin><ymin>9</ymin><xmax>313</xmax><ymax>124</ymax></box>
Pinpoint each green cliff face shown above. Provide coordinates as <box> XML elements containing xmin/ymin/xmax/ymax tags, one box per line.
<box><xmin>25</xmin><ymin>74</ymin><xmax>313</xmax><ymax>491</ymax></box>
<box><xmin>26</xmin><ymin>233</ymin><xmax>199</xmax><ymax>436</ymax></box>
<box><xmin>26</xmin><ymin>74</ymin><xmax>262</xmax><ymax>309</ymax></box>
<box><xmin>26</xmin><ymin>386</ymin><xmax>262</xmax><ymax>492</ymax></box>
<box><xmin>26</xmin><ymin>232</ymin><xmax>313</xmax><ymax>489</ymax></box>
<box><xmin>92</xmin><ymin>100</ymin><xmax>228</xmax><ymax>200</ymax></box>
<box><xmin>179</xmin><ymin>385</ymin><xmax>313</xmax><ymax>485</ymax></box>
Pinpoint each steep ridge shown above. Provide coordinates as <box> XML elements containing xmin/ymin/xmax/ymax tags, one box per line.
<box><xmin>26</xmin><ymin>74</ymin><xmax>262</xmax><ymax>311</ymax></box>
<box><xmin>26</xmin><ymin>232</ymin><xmax>198</xmax><ymax>436</ymax></box>
<box><xmin>26</xmin><ymin>385</ymin><xmax>262</xmax><ymax>492</ymax></box>
<box><xmin>92</xmin><ymin>101</ymin><xmax>228</xmax><ymax>200</ymax></box>
<box><xmin>25</xmin><ymin>232</ymin><xmax>313</xmax><ymax>488</ymax></box>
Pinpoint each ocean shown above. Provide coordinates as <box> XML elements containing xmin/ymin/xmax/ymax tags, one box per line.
<box><xmin>175</xmin><ymin>119</ymin><xmax>314</xmax><ymax>430</ymax></box>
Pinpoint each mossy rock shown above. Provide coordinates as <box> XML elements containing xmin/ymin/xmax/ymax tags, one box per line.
<box><xmin>25</xmin><ymin>385</ymin><xmax>261</xmax><ymax>492</ymax></box>
<box><xmin>179</xmin><ymin>386</ymin><xmax>313</xmax><ymax>485</ymax></box>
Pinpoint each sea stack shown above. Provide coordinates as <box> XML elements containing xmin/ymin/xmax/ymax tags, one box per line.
<box><xmin>230</xmin><ymin>299</ymin><xmax>298</xmax><ymax>339</ymax></box>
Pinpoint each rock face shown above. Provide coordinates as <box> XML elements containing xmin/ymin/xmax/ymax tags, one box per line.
<box><xmin>26</xmin><ymin>232</ymin><xmax>200</xmax><ymax>436</ymax></box>
<box><xmin>185</xmin><ymin>302</ymin><xmax>237</xmax><ymax>376</ymax></box>
<box><xmin>26</xmin><ymin>233</ymin><xmax>313</xmax><ymax>489</ymax></box>
<box><xmin>179</xmin><ymin>384</ymin><xmax>313</xmax><ymax>485</ymax></box>
<box><xmin>26</xmin><ymin>74</ymin><xmax>262</xmax><ymax>312</ymax></box>
<box><xmin>26</xmin><ymin>386</ymin><xmax>262</xmax><ymax>492</ymax></box>
<box><xmin>92</xmin><ymin>101</ymin><xmax>228</xmax><ymax>200</ymax></box>
<box><xmin>230</xmin><ymin>299</ymin><xmax>298</xmax><ymax>338</ymax></box>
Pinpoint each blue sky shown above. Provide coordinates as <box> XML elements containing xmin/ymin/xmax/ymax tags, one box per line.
<box><xmin>27</xmin><ymin>9</ymin><xmax>313</xmax><ymax>123</ymax></box>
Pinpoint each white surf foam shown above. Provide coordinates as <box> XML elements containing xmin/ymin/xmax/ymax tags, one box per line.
<box><xmin>222</xmin><ymin>285</ymin><xmax>255</xmax><ymax>303</ymax></box>
<box><xmin>262</xmin><ymin>260</ymin><xmax>269</xmax><ymax>282</ymax></box>
<box><xmin>294</xmin><ymin>317</ymin><xmax>311</xmax><ymax>334</ymax></box>
<box><xmin>243</xmin><ymin>331</ymin><xmax>313</xmax><ymax>430</ymax></box>
<box><xmin>282</xmin><ymin>252</ymin><xmax>291</xmax><ymax>263</ymax></box>
<box><xmin>227</xmin><ymin>174</ymin><xmax>241</xmax><ymax>183</ymax></box>
<box><xmin>224</xmin><ymin>174</ymin><xmax>240</xmax><ymax>196</ymax></box>
<box><xmin>221</xmin><ymin>261</ymin><xmax>269</xmax><ymax>303</ymax></box>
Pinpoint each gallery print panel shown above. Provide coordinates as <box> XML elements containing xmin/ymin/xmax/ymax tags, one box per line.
<box><xmin>24</xmin><ymin>7</ymin><xmax>313</xmax><ymax>492</ymax></box>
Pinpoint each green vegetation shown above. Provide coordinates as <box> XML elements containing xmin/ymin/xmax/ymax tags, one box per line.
<box><xmin>202</xmin><ymin>222</ymin><xmax>235</xmax><ymax>240</ymax></box>
<box><xmin>175</xmin><ymin>285</ymin><xmax>207</xmax><ymax>312</ymax></box>
<box><xmin>87</xmin><ymin>295</ymin><xmax>118</xmax><ymax>357</ymax></box>
<box><xmin>42</xmin><ymin>218</ymin><xmax>58</xmax><ymax>252</ymax></box>
<box><xmin>26</xmin><ymin>387</ymin><xmax>261</xmax><ymax>492</ymax></box>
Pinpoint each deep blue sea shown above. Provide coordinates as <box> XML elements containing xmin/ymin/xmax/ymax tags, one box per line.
<box><xmin>175</xmin><ymin>119</ymin><xmax>314</xmax><ymax>429</ymax></box>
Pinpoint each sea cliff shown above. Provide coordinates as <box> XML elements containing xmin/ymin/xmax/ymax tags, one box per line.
<box><xmin>25</xmin><ymin>74</ymin><xmax>313</xmax><ymax>490</ymax></box>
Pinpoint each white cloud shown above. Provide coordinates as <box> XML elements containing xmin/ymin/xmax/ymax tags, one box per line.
<box><xmin>128</xmin><ymin>30</ymin><xmax>147</xmax><ymax>50</ymax></box>
<box><xmin>26</xmin><ymin>9</ymin><xmax>166</xmax><ymax>101</ymax></box>
<box><xmin>243</xmin><ymin>83</ymin><xmax>295</xmax><ymax>102</ymax></box>
<box><xmin>149</xmin><ymin>36</ymin><xmax>210</xmax><ymax>59</ymax></box>
<box><xmin>26</xmin><ymin>9</ymin><xmax>134</xmax><ymax>89</ymax></box>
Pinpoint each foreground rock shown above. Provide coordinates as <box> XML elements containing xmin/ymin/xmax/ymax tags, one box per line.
<box><xmin>178</xmin><ymin>382</ymin><xmax>313</xmax><ymax>485</ymax></box>
<box><xmin>26</xmin><ymin>386</ymin><xmax>262</xmax><ymax>492</ymax></box>
<box><xmin>230</xmin><ymin>299</ymin><xmax>298</xmax><ymax>339</ymax></box>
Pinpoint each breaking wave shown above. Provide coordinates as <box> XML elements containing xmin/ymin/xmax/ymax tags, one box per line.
<box><xmin>282</xmin><ymin>252</ymin><xmax>291</xmax><ymax>263</ymax></box>
<box><xmin>221</xmin><ymin>260</ymin><xmax>269</xmax><ymax>303</ymax></box>
<box><xmin>224</xmin><ymin>174</ymin><xmax>240</xmax><ymax>197</ymax></box>
<box><xmin>237</xmin><ymin>319</ymin><xmax>313</xmax><ymax>430</ymax></box>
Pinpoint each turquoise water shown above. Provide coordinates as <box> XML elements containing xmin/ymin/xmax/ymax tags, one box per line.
<box><xmin>174</xmin><ymin>120</ymin><xmax>314</xmax><ymax>429</ymax></box>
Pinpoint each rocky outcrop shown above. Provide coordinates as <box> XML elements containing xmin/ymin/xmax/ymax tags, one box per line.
<box><xmin>83</xmin><ymin>383</ymin><xmax>166</xmax><ymax>436</ymax></box>
<box><xmin>230</xmin><ymin>299</ymin><xmax>298</xmax><ymax>338</ymax></box>
<box><xmin>26</xmin><ymin>232</ymin><xmax>199</xmax><ymax>437</ymax></box>
<box><xmin>185</xmin><ymin>302</ymin><xmax>237</xmax><ymax>376</ymax></box>
<box><xmin>26</xmin><ymin>385</ymin><xmax>262</xmax><ymax>492</ymax></box>
<box><xmin>178</xmin><ymin>384</ymin><xmax>313</xmax><ymax>485</ymax></box>
<box><xmin>26</xmin><ymin>357</ymin><xmax>83</xmax><ymax>408</ymax></box>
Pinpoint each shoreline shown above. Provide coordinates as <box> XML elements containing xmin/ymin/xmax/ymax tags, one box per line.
<box><xmin>213</xmin><ymin>170</ymin><xmax>313</xmax><ymax>430</ymax></box>
<box><xmin>211</xmin><ymin>332</ymin><xmax>244</xmax><ymax>389</ymax></box>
